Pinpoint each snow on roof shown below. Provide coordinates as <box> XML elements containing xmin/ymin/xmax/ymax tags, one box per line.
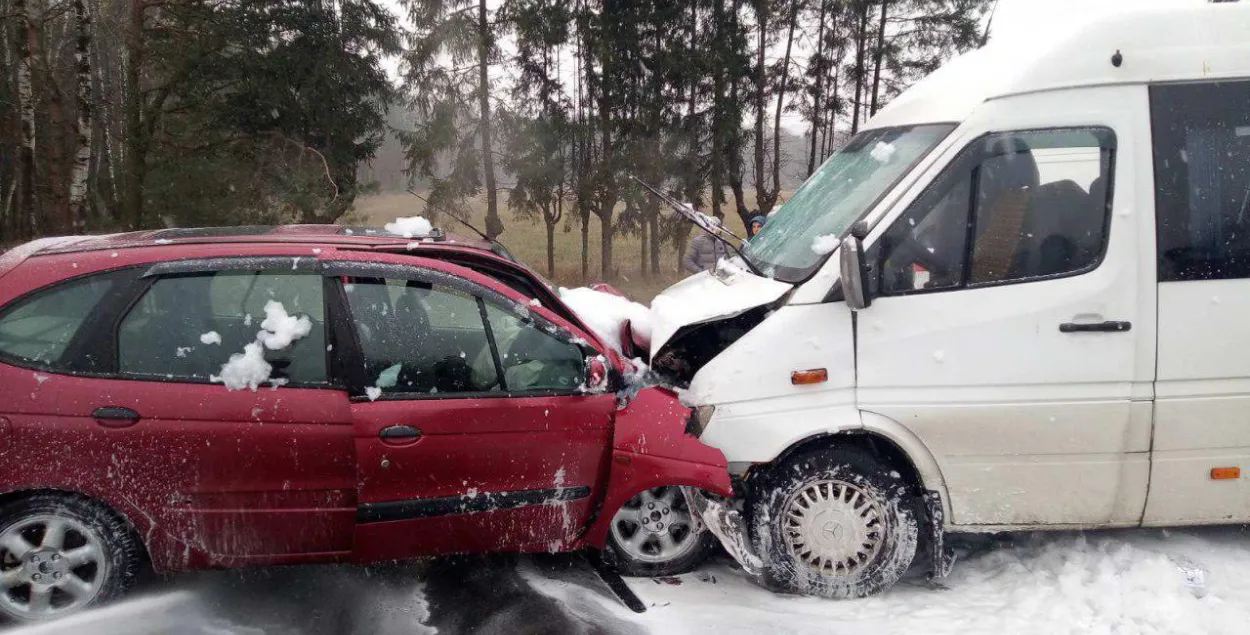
<box><xmin>866</xmin><ymin>2</ymin><xmax>1250</xmax><ymax>130</ymax></box>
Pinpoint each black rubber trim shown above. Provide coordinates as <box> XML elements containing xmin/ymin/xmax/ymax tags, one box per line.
<box><xmin>356</xmin><ymin>486</ymin><xmax>592</xmax><ymax>523</ymax></box>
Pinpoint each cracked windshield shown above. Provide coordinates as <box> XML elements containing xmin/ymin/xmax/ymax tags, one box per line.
<box><xmin>2</xmin><ymin>0</ymin><xmax>1250</xmax><ymax>634</ymax></box>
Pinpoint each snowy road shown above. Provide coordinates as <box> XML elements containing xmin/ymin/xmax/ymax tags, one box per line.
<box><xmin>5</xmin><ymin>527</ymin><xmax>1250</xmax><ymax>635</ymax></box>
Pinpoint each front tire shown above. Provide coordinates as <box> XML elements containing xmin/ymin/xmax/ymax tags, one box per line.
<box><xmin>607</xmin><ymin>487</ymin><xmax>715</xmax><ymax>577</ymax></box>
<box><xmin>0</xmin><ymin>494</ymin><xmax>142</xmax><ymax>622</ymax></box>
<box><xmin>751</xmin><ymin>448</ymin><xmax>918</xmax><ymax>598</ymax></box>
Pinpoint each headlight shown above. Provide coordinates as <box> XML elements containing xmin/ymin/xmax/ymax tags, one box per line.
<box><xmin>685</xmin><ymin>405</ymin><xmax>716</xmax><ymax>437</ymax></box>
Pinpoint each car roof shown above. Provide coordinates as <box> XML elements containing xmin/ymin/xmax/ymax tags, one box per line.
<box><xmin>29</xmin><ymin>225</ymin><xmax>496</xmax><ymax>257</ymax></box>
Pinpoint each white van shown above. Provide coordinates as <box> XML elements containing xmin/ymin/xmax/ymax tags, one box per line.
<box><xmin>651</xmin><ymin>3</ymin><xmax>1250</xmax><ymax>599</ymax></box>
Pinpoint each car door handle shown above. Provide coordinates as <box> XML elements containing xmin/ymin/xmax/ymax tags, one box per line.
<box><xmin>92</xmin><ymin>407</ymin><xmax>141</xmax><ymax>428</ymax></box>
<box><xmin>379</xmin><ymin>425</ymin><xmax>422</xmax><ymax>446</ymax></box>
<box><xmin>1059</xmin><ymin>320</ymin><xmax>1132</xmax><ymax>333</ymax></box>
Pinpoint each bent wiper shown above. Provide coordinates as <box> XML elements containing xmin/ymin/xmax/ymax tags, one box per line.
<box><xmin>405</xmin><ymin>189</ymin><xmax>516</xmax><ymax>262</ymax></box>
<box><xmin>630</xmin><ymin>176</ymin><xmax>764</xmax><ymax>277</ymax></box>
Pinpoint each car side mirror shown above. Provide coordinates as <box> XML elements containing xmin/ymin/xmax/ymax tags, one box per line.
<box><xmin>840</xmin><ymin>234</ymin><xmax>872</xmax><ymax>311</ymax></box>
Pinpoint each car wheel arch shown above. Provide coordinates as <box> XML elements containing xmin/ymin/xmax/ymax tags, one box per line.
<box><xmin>0</xmin><ymin>487</ymin><xmax>151</xmax><ymax>562</ymax></box>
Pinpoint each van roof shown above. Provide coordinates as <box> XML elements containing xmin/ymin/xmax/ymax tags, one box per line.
<box><xmin>867</xmin><ymin>2</ymin><xmax>1250</xmax><ymax>130</ymax></box>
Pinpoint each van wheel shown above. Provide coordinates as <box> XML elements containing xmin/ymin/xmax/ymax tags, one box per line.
<box><xmin>0</xmin><ymin>494</ymin><xmax>142</xmax><ymax>622</ymax></box>
<box><xmin>751</xmin><ymin>448</ymin><xmax>918</xmax><ymax>598</ymax></box>
<box><xmin>607</xmin><ymin>487</ymin><xmax>715</xmax><ymax>577</ymax></box>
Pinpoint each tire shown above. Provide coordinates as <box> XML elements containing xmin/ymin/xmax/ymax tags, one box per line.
<box><xmin>750</xmin><ymin>448</ymin><xmax>918</xmax><ymax>598</ymax></box>
<box><xmin>0</xmin><ymin>493</ymin><xmax>143</xmax><ymax>622</ymax></box>
<box><xmin>606</xmin><ymin>486</ymin><xmax>716</xmax><ymax>577</ymax></box>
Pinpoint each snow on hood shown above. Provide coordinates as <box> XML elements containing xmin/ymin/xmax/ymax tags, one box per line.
<box><xmin>648</xmin><ymin>259</ymin><xmax>792</xmax><ymax>356</ymax></box>
<box><xmin>558</xmin><ymin>286</ymin><xmax>652</xmax><ymax>354</ymax></box>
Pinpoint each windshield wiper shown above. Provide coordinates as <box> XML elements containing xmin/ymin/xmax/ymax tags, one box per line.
<box><xmin>630</xmin><ymin>176</ymin><xmax>764</xmax><ymax>277</ymax></box>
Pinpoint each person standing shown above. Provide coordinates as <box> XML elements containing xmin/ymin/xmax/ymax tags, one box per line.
<box><xmin>682</xmin><ymin>216</ymin><xmax>729</xmax><ymax>273</ymax></box>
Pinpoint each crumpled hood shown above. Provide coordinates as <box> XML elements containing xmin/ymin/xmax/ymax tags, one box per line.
<box><xmin>649</xmin><ymin>260</ymin><xmax>793</xmax><ymax>356</ymax></box>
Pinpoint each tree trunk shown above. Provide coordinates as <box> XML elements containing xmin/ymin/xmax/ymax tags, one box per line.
<box><xmin>647</xmin><ymin>200</ymin><xmax>660</xmax><ymax>276</ymax></box>
<box><xmin>870</xmin><ymin>0</ymin><xmax>888</xmax><ymax>115</ymax></box>
<box><xmin>850</xmin><ymin>0</ymin><xmax>869</xmax><ymax>134</ymax></box>
<box><xmin>69</xmin><ymin>0</ymin><xmax>94</xmax><ymax>229</ymax></box>
<box><xmin>752</xmin><ymin>0</ymin><xmax>767</xmax><ymax>212</ymax></box>
<box><xmin>765</xmin><ymin>0</ymin><xmax>798</xmax><ymax>213</ymax></box>
<box><xmin>478</xmin><ymin>0</ymin><xmax>501</xmax><ymax>239</ymax></box>
<box><xmin>16</xmin><ymin>0</ymin><xmax>38</xmax><ymax>238</ymax></box>
<box><xmin>545</xmin><ymin>216</ymin><xmax>556</xmax><ymax>279</ymax></box>
<box><xmin>807</xmin><ymin>0</ymin><xmax>828</xmax><ymax>177</ymax></box>
<box><xmin>599</xmin><ymin>200</ymin><xmax>614</xmax><ymax>280</ymax></box>
<box><xmin>638</xmin><ymin>204</ymin><xmax>647</xmax><ymax>281</ymax></box>
<box><xmin>123</xmin><ymin>0</ymin><xmax>145</xmax><ymax>229</ymax></box>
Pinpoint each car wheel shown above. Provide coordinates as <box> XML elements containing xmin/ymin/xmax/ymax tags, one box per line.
<box><xmin>608</xmin><ymin>486</ymin><xmax>715</xmax><ymax>577</ymax></box>
<box><xmin>0</xmin><ymin>494</ymin><xmax>142</xmax><ymax>622</ymax></box>
<box><xmin>751</xmin><ymin>448</ymin><xmax>918</xmax><ymax>598</ymax></box>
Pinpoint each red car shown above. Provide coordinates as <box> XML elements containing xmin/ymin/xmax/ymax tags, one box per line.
<box><xmin>0</xmin><ymin>226</ymin><xmax>730</xmax><ymax>622</ymax></box>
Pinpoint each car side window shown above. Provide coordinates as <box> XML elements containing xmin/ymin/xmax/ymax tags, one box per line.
<box><xmin>118</xmin><ymin>271</ymin><xmax>327</xmax><ymax>385</ymax></box>
<box><xmin>0</xmin><ymin>273</ymin><xmax>121</xmax><ymax>368</ymax></box>
<box><xmin>343</xmin><ymin>277</ymin><xmax>500</xmax><ymax>396</ymax></box>
<box><xmin>1152</xmin><ymin>80</ymin><xmax>1250</xmax><ymax>281</ymax></box>
<box><xmin>875</xmin><ymin>128</ymin><xmax>1115</xmax><ymax>295</ymax></box>
<box><xmin>483</xmin><ymin>302</ymin><xmax>585</xmax><ymax>392</ymax></box>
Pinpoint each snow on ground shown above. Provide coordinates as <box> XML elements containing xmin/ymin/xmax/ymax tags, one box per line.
<box><xmin>9</xmin><ymin>527</ymin><xmax>1250</xmax><ymax>634</ymax></box>
<box><xmin>528</xmin><ymin>527</ymin><xmax>1250</xmax><ymax>635</ymax></box>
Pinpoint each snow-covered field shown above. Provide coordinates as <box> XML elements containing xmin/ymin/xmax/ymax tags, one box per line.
<box><xmin>6</xmin><ymin>527</ymin><xmax>1250</xmax><ymax>634</ymax></box>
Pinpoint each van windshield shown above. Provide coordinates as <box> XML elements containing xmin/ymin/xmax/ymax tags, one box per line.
<box><xmin>744</xmin><ymin>124</ymin><xmax>955</xmax><ymax>282</ymax></box>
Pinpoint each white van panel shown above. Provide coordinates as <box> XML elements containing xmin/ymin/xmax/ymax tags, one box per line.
<box><xmin>690</xmin><ymin>302</ymin><xmax>857</xmax><ymax>464</ymax></box>
<box><xmin>1146</xmin><ymin>280</ymin><xmax>1250</xmax><ymax>524</ymax></box>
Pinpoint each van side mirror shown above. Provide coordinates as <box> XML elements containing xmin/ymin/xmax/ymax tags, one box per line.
<box><xmin>840</xmin><ymin>235</ymin><xmax>871</xmax><ymax>311</ymax></box>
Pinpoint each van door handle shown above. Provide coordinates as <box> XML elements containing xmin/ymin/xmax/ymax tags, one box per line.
<box><xmin>379</xmin><ymin>425</ymin><xmax>422</xmax><ymax>446</ymax></box>
<box><xmin>92</xmin><ymin>407</ymin><xmax>141</xmax><ymax>428</ymax></box>
<box><xmin>1059</xmin><ymin>320</ymin><xmax>1132</xmax><ymax>333</ymax></box>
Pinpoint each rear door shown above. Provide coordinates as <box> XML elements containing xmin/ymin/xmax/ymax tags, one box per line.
<box><xmin>99</xmin><ymin>258</ymin><xmax>354</xmax><ymax>565</ymax></box>
<box><xmin>327</xmin><ymin>259</ymin><xmax>615</xmax><ymax>562</ymax></box>
<box><xmin>1147</xmin><ymin>80</ymin><xmax>1250</xmax><ymax>524</ymax></box>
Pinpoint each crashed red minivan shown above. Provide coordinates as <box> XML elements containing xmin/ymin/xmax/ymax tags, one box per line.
<box><xmin>0</xmin><ymin>226</ymin><xmax>730</xmax><ymax>621</ymax></box>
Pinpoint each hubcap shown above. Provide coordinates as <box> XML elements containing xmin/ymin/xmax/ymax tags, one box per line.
<box><xmin>0</xmin><ymin>515</ymin><xmax>108</xmax><ymax>619</ymax></box>
<box><xmin>611</xmin><ymin>487</ymin><xmax>702</xmax><ymax>564</ymax></box>
<box><xmin>782</xmin><ymin>480</ymin><xmax>885</xmax><ymax>577</ymax></box>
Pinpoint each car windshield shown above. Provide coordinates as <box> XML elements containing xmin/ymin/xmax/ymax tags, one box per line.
<box><xmin>743</xmin><ymin>124</ymin><xmax>955</xmax><ymax>282</ymax></box>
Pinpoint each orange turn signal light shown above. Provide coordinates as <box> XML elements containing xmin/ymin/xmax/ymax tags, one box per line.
<box><xmin>791</xmin><ymin>368</ymin><xmax>828</xmax><ymax>385</ymax></box>
<box><xmin>1211</xmin><ymin>467</ymin><xmax>1240</xmax><ymax>480</ymax></box>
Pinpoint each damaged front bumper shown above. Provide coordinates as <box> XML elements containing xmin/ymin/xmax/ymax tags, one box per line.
<box><xmin>682</xmin><ymin>487</ymin><xmax>764</xmax><ymax>576</ymax></box>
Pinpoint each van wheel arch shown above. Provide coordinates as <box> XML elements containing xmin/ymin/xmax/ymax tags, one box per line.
<box><xmin>764</xmin><ymin>432</ymin><xmax>927</xmax><ymax>495</ymax></box>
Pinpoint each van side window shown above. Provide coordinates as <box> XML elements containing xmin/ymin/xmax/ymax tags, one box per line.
<box><xmin>876</xmin><ymin>128</ymin><xmax>1115</xmax><ymax>295</ymax></box>
<box><xmin>0</xmin><ymin>272</ymin><xmax>124</xmax><ymax>369</ymax></box>
<box><xmin>1152</xmin><ymin>80</ymin><xmax>1250</xmax><ymax>282</ymax></box>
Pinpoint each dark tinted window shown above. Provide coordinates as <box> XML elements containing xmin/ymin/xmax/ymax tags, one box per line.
<box><xmin>118</xmin><ymin>271</ymin><xmax>326</xmax><ymax>385</ymax></box>
<box><xmin>1152</xmin><ymin>81</ymin><xmax>1250</xmax><ymax>281</ymax></box>
<box><xmin>0</xmin><ymin>274</ymin><xmax>117</xmax><ymax>367</ymax></box>
<box><xmin>876</xmin><ymin>128</ymin><xmax>1114</xmax><ymax>295</ymax></box>
<box><xmin>344</xmin><ymin>278</ymin><xmax>500</xmax><ymax>396</ymax></box>
<box><xmin>483</xmin><ymin>303</ymin><xmax>584</xmax><ymax>392</ymax></box>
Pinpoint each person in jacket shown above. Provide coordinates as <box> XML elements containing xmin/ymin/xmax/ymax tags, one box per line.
<box><xmin>682</xmin><ymin>216</ymin><xmax>729</xmax><ymax>273</ymax></box>
<box><xmin>748</xmin><ymin>215</ymin><xmax>767</xmax><ymax>238</ymax></box>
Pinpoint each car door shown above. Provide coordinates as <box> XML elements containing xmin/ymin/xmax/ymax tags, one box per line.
<box><xmin>1146</xmin><ymin>80</ymin><xmax>1250</xmax><ymax>524</ymax></box>
<box><xmin>326</xmin><ymin>259</ymin><xmax>614</xmax><ymax>562</ymax></box>
<box><xmin>94</xmin><ymin>257</ymin><xmax>354</xmax><ymax>566</ymax></box>
<box><xmin>856</xmin><ymin>123</ymin><xmax>1154</xmax><ymax>527</ymax></box>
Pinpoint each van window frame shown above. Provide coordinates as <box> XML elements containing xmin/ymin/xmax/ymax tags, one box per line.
<box><xmin>869</xmin><ymin>126</ymin><xmax>1118</xmax><ymax>298</ymax></box>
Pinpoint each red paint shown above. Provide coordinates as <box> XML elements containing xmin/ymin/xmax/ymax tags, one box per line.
<box><xmin>0</xmin><ymin>231</ymin><xmax>731</xmax><ymax>574</ymax></box>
